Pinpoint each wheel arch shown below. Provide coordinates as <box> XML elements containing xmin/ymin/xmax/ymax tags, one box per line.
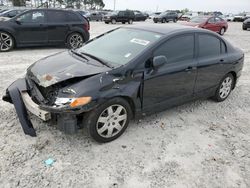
<box><xmin>228</xmin><ymin>71</ymin><xmax>237</xmax><ymax>89</ymax></box>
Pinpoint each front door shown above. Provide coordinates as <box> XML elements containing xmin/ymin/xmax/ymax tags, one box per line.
<box><xmin>143</xmin><ymin>34</ymin><xmax>197</xmax><ymax>112</ymax></box>
<box><xmin>14</xmin><ymin>10</ymin><xmax>48</xmax><ymax>45</ymax></box>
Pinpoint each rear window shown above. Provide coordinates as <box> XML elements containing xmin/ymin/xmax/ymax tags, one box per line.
<box><xmin>198</xmin><ymin>34</ymin><xmax>221</xmax><ymax>57</ymax></box>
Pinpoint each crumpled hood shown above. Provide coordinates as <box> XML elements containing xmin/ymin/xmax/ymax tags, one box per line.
<box><xmin>27</xmin><ymin>51</ymin><xmax>111</xmax><ymax>87</ymax></box>
<box><xmin>0</xmin><ymin>17</ymin><xmax>10</xmax><ymax>22</ymax></box>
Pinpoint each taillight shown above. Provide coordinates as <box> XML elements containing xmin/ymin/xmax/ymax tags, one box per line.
<box><xmin>84</xmin><ymin>23</ymin><xmax>90</xmax><ymax>31</ymax></box>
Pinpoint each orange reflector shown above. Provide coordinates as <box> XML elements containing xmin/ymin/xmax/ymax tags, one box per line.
<box><xmin>70</xmin><ymin>97</ymin><xmax>92</xmax><ymax>108</ymax></box>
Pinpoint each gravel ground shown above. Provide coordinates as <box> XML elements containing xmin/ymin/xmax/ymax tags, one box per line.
<box><xmin>0</xmin><ymin>21</ymin><xmax>250</xmax><ymax>188</ymax></box>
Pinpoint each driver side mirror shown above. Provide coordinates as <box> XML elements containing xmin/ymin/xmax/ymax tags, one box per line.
<box><xmin>152</xmin><ymin>56</ymin><xmax>167</xmax><ymax>69</ymax></box>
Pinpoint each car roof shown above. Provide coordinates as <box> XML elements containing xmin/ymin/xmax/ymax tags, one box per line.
<box><xmin>125</xmin><ymin>24</ymin><xmax>204</xmax><ymax>35</ymax></box>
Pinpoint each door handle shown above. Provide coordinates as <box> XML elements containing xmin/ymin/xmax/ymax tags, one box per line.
<box><xmin>185</xmin><ymin>66</ymin><xmax>193</xmax><ymax>71</ymax></box>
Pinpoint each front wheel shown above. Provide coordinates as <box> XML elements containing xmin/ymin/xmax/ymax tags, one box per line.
<box><xmin>111</xmin><ymin>19</ymin><xmax>116</xmax><ymax>24</ymax></box>
<box><xmin>66</xmin><ymin>32</ymin><xmax>84</xmax><ymax>49</ymax></box>
<box><xmin>212</xmin><ymin>74</ymin><xmax>234</xmax><ymax>102</ymax></box>
<box><xmin>173</xmin><ymin>18</ymin><xmax>177</xmax><ymax>23</ymax></box>
<box><xmin>128</xmin><ymin>19</ymin><xmax>133</xmax><ymax>24</ymax></box>
<box><xmin>161</xmin><ymin>18</ymin><xmax>166</xmax><ymax>23</ymax></box>
<box><xmin>84</xmin><ymin>97</ymin><xmax>132</xmax><ymax>143</ymax></box>
<box><xmin>0</xmin><ymin>32</ymin><xmax>14</xmax><ymax>52</ymax></box>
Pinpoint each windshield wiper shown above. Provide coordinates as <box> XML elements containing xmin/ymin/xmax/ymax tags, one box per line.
<box><xmin>70</xmin><ymin>49</ymin><xmax>88</xmax><ymax>61</ymax></box>
<box><xmin>80</xmin><ymin>52</ymin><xmax>114</xmax><ymax>68</ymax></box>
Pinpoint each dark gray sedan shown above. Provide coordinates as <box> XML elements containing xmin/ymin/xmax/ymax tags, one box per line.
<box><xmin>3</xmin><ymin>25</ymin><xmax>244</xmax><ymax>143</ymax></box>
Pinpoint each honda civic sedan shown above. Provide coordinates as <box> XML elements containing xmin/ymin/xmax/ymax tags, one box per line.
<box><xmin>0</xmin><ymin>9</ymin><xmax>90</xmax><ymax>52</ymax></box>
<box><xmin>3</xmin><ymin>25</ymin><xmax>244</xmax><ymax>143</ymax></box>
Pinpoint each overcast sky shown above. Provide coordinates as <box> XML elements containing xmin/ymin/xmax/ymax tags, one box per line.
<box><xmin>103</xmin><ymin>0</ymin><xmax>250</xmax><ymax>13</ymax></box>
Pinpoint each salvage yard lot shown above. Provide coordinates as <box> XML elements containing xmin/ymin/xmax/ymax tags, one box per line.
<box><xmin>0</xmin><ymin>21</ymin><xmax>250</xmax><ymax>187</ymax></box>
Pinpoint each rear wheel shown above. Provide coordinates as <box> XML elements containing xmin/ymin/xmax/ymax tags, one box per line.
<box><xmin>219</xmin><ymin>27</ymin><xmax>226</xmax><ymax>35</ymax></box>
<box><xmin>0</xmin><ymin>32</ymin><xmax>14</xmax><ymax>52</ymax></box>
<box><xmin>212</xmin><ymin>73</ymin><xmax>234</xmax><ymax>102</ymax></box>
<box><xmin>66</xmin><ymin>32</ymin><xmax>84</xmax><ymax>49</ymax></box>
<box><xmin>84</xmin><ymin>97</ymin><xmax>132</xmax><ymax>143</ymax></box>
<box><xmin>128</xmin><ymin>19</ymin><xmax>133</xmax><ymax>24</ymax></box>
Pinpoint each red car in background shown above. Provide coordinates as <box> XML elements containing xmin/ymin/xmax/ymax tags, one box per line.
<box><xmin>183</xmin><ymin>16</ymin><xmax>228</xmax><ymax>35</ymax></box>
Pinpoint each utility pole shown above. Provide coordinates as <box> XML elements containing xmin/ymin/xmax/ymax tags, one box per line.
<box><xmin>114</xmin><ymin>0</ymin><xmax>116</xmax><ymax>11</ymax></box>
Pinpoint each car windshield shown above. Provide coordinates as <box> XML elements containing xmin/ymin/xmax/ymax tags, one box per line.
<box><xmin>190</xmin><ymin>16</ymin><xmax>208</xmax><ymax>23</ymax></box>
<box><xmin>78</xmin><ymin>28</ymin><xmax>162</xmax><ymax>66</ymax></box>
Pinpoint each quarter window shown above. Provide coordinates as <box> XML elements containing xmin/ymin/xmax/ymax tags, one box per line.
<box><xmin>47</xmin><ymin>11</ymin><xmax>67</xmax><ymax>22</ymax></box>
<box><xmin>154</xmin><ymin>35</ymin><xmax>195</xmax><ymax>63</ymax></box>
<box><xmin>198</xmin><ymin>34</ymin><xmax>221</xmax><ymax>57</ymax></box>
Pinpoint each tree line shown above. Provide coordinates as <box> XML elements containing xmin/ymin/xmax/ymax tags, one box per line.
<box><xmin>11</xmin><ymin>0</ymin><xmax>105</xmax><ymax>9</ymax></box>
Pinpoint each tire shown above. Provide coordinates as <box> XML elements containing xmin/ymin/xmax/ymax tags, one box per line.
<box><xmin>219</xmin><ymin>27</ymin><xmax>226</xmax><ymax>35</ymax></box>
<box><xmin>105</xmin><ymin>21</ymin><xmax>109</xmax><ymax>24</ymax></box>
<box><xmin>154</xmin><ymin>21</ymin><xmax>158</xmax><ymax>23</ymax></box>
<box><xmin>0</xmin><ymin>31</ymin><xmax>14</xmax><ymax>52</ymax></box>
<box><xmin>122</xmin><ymin>22</ymin><xmax>126</xmax><ymax>24</ymax></box>
<box><xmin>212</xmin><ymin>73</ymin><xmax>234</xmax><ymax>102</ymax></box>
<box><xmin>128</xmin><ymin>19</ymin><xmax>133</xmax><ymax>24</ymax></box>
<box><xmin>84</xmin><ymin>97</ymin><xmax>132</xmax><ymax>143</ymax></box>
<box><xmin>111</xmin><ymin>19</ymin><xmax>116</xmax><ymax>24</ymax></box>
<box><xmin>242</xmin><ymin>26</ymin><xmax>247</xmax><ymax>30</ymax></box>
<box><xmin>173</xmin><ymin>18</ymin><xmax>177</xmax><ymax>23</ymax></box>
<box><xmin>161</xmin><ymin>18</ymin><xmax>166</xmax><ymax>23</ymax></box>
<box><xmin>66</xmin><ymin>32</ymin><xmax>84</xmax><ymax>49</ymax></box>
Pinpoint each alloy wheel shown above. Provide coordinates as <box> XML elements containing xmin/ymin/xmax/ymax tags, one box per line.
<box><xmin>219</xmin><ymin>76</ymin><xmax>232</xmax><ymax>99</ymax></box>
<box><xmin>96</xmin><ymin>104</ymin><xmax>127</xmax><ymax>138</ymax></box>
<box><xmin>0</xmin><ymin>32</ymin><xmax>13</xmax><ymax>52</ymax></box>
<box><xmin>69</xmin><ymin>34</ymin><xmax>83</xmax><ymax>49</ymax></box>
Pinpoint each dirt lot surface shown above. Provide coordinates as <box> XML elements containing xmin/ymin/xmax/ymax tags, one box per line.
<box><xmin>0</xmin><ymin>21</ymin><xmax>250</xmax><ymax>188</ymax></box>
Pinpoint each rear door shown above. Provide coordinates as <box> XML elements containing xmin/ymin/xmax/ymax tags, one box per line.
<box><xmin>47</xmin><ymin>10</ymin><xmax>70</xmax><ymax>44</ymax></box>
<box><xmin>195</xmin><ymin>33</ymin><xmax>229</xmax><ymax>94</ymax></box>
<box><xmin>14</xmin><ymin>10</ymin><xmax>48</xmax><ymax>45</ymax></box>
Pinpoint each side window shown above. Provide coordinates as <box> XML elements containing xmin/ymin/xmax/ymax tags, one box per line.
<box><xmin>215</xmin><ymin>17</ymin><xmax>222</xmax><ymax>22</ymax></box>
<box><xmin>66</xmin><ymin>12</ymin><xmax>80</xmax><ymax>22</ymax></box>
<box><xmin>118</xmin><ymin>11</ymin><xmax>125</xmax><ymax>16</ymax></box>
<box><xmin>208</xmin><ymin>17</ymin><xmax>215</xmax><ymax>23</ymax></box>
<box><xmin>47</xmin><ymin>11</ymin><xmax>67</xmax><ymax>22</ymax></box>
<box><xmin>17</xmin><ymin>11</ymin><xmax>45</xmax><ymax>23</ymax></box>
<box><xmin>154</xmin><ymin>35</ymin><xmax>194</xmax><ymax>63</ymax></box>
<box><xmin>198</xmin><ymin>34</ymin><xmax>221</xmax><ymax>57</ymax></box>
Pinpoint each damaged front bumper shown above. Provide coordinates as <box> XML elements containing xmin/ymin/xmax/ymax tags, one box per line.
<box><xmin>2</xmin><ymin>78</ymin><xmax>94</xmax><ymax>136</ymax></box>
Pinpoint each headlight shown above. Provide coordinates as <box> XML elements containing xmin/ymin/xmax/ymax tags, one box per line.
<box><xmin>54</xmin><ymin>97</ymin><xmax>92</xmax><ymax>108</ymax></box>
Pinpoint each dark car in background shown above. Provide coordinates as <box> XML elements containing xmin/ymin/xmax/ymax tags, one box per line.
<box><xmin>0</xmin><ymin>9</ymin><xmax>26</xmax><ymax>18</ymax></box>
<box><xmin>183</xmin><ymin>16</ymin><xmax>228</xmax><ymax>35</ymax></box>
<box><xmin>103</xmin><ymin>10</ymin><xmax>135</xmax><ymax>24</ymax></box>
<box><xmin>0</xmin><ymin>9</ymin><xmax>90</xmax><ymax>52</ymax></box>
<box><xmin>85</xmin><ymin>11</ymin><xmax>103</xmax><ymax>21</ymax></box>
<box><xmin>3</xmin><ymin>25</ymin><xmax>244</xmax><ymax>142</ymax></box>
<box><xmin>243</xmin><ymin>18</ymin><xmax>250</xmax><ymax>30</ymax></box>
<box><xmin>153</xmin><ymin>11</ymin><xmax>178</xmax><ymax>23</ymax></box>
<box><xmin>134</xmin><ymin>10</ymin><xmax>147</xmax><ymax>21</ymax></box>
